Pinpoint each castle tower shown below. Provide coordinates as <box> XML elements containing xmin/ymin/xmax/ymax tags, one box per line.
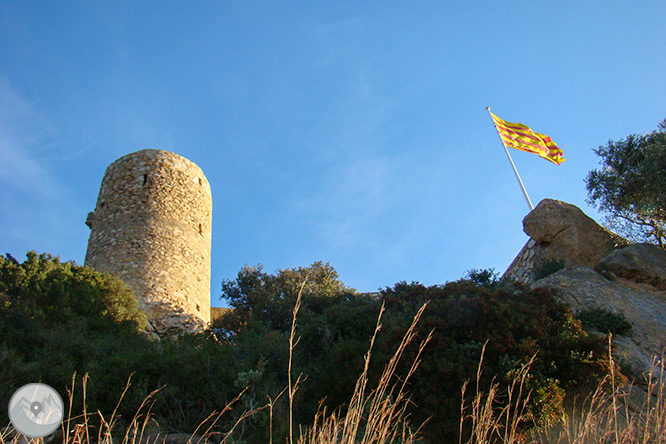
<box><xmin>85</xmin><ymin>149</ymin><xmax>212</xmax><ymax>336</ymax></box>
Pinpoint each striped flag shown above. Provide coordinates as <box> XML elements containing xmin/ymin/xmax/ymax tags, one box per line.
<box><xmin>489</xmin><ymin>111</ymin><xmax>565</xmax><ymax>165</ymax></box>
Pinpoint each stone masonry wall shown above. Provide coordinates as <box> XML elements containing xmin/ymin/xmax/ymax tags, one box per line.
<box><xmin>502</xmin><ymin>239</ymin><xmax>540</xmax><ymax>284</ymax></box>
<box><xmin>85</xmin><ymin>149</ymin><xmax>212</xmax><ymax>336</ymax></box>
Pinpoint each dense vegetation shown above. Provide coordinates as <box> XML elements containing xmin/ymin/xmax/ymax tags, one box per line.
<box><xmin>376</xmin><ymin>272</ymin><xmax>610</xmax><ymax>440</ymax></box>
<box><xmin>1</xmin><ymin>253</ymin><xmax>612</xmax><ymax>443</ymax></box>
<box><xmin>0</xmin><ymin>252</ymin><xmax>240</xmax><ymax>435</ymax></box>
<box><xmin>0</xmin><ymin>251</ymin><xmax>147</xmax><ymax>408</ymax></box>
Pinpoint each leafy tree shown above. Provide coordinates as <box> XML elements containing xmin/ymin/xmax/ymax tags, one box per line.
<box><xmin>219</xmin><ymin>261</ymin><xmax>355</xmax><ymax>335</ymax></box>
<box><xmin>215</xmin><ymin>261</ymin><xmax>377</xmax><ymax>443</ymax></box>
<box><xmin>0</xmin><ymin>251</ymin><xmax>147</xmax><ymax>330</ymax></box>
<box><xmin>0</xmin><ymin>252</ymin><xmax>148</xmax><ymax>422</ymax></box>
<box><xmin>586</xmin><ymin>119</ymin><xmax>666</xmax><ymax>247</ymax></box>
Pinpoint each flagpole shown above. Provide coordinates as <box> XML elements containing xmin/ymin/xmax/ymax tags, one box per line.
<box><xmin>486</xmin><ymin>107</ymin><xmax>534</xmax><ymax>211</ymax></box>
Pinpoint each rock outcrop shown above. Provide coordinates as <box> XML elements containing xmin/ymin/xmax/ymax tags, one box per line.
<box><xmin>532</xmin><ymin>265</ymin><xmax>666</xmax><ymax>380</ymax></box>
<box><xmin>505</xmin><ymin>199</ymin><xmax>666</xmax><ymax>383</ymax></box>
<box><xmin>596</xmin><ymin>243</ymin><xmax>666</xmax><ymax>291</ymax></box>
<box><xmin>523</xmin><ymin>199</ymin><xmax>623</xmax><ymax>267</ymax></box>
<box><xmin>504</xmin><ymin>199</ymin><xmax>627</xmax><ymax>283</ymax></box>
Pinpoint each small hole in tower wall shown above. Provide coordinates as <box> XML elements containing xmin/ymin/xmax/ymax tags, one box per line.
<box><xmin>198</xmin><ymin>223</ymin><xmax>203</xmax><ymax>236</ymax></box>
<box><xmin>143</xmin><ymin>174</ymin><xmax>148</xmax><ymax>185</ymax></box>
<box><xmin>198</xmin><ymin>177</ymin><xmax>203</xmax><ymax>186</ymax></box>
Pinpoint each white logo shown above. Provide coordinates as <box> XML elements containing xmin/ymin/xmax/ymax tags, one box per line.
<box><xmin>8</xmin><ymin>383</ymin><xmax>64</xmax><ymax>438</ymax></box>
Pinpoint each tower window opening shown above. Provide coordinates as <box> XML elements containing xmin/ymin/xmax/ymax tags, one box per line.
<box><xmin>143</xmin><ymin>174</ymin><xmax>148</xmax><ymax>185</ymax></box>
<box><xmin>198</xmin><ymin>177</ymin><xmax>203</xmax><ymax>186</ymax></box>
<box><xmin>198</xmin><ymin>223</ymin><xmax>203</xmax><ymax>236</ymax></box>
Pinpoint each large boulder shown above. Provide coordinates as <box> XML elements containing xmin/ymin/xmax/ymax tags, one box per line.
<box><xmin>522</xmin><ymin>199</ymin><xmax>623</xmax><ymax>268</ymax></box>
<box><xmin>596</xmin><ymin>243</ymin><xmax>666</xmax><ymax>291</ymax></box>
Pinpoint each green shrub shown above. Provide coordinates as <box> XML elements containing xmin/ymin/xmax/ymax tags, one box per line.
<box><xmin>530</xmin><ymin>377</ymin><xmax>566</xmax><ymax>427</ymax></box>
<box><xmin>465</xmin><ymin>268</ymin><xmax>501</xmax><ymax>287</ymax></box>
<box><xmin>577</xmin><ymin>308</ymin><xmax>633</xmax><ymax>336</ymax></box>
<box><xmin>380</xmin><ymin>276</ymin><xmax>610</xmax><ymax>442</ymax></box>
<box><xmin>0</xmin><ymin>252</ymin><xmax>241</xmax><ymax>436</ymax></box>
<box><xmin>215</xmin><ymin>265</ymin><xmax>612</xmax><ymax>443</ymax></box>
<box><xmin>1</xmin><ymin>255</ymin><xmax>614</xmax><ymax>444</ymax></box>
<box><xmin>216</xmin><ymin>261</ymin><xmax>377</xmax><ymax>443</ymax></box>
<box><xmin>533</xmin><ymin>259</ymin><xmax>566</xmax><ymax>281</ymax></box>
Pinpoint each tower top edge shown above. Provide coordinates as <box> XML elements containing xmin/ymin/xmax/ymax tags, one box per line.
<box><xmin>105</xmin><ymin>149</ymin><xmax>210</xmax><ymax>181</ymax></box>
<box><xmin>111</xmin><ymin>149</ymin><xmax>194</xmax><ymax>164</ymax></box>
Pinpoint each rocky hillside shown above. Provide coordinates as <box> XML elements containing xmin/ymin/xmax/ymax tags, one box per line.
<box><xmin>504</xmin><ymin>199</ymin><xmax>666</xmax><ymax>383</ymax></box>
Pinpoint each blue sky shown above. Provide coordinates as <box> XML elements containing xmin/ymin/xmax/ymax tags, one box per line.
<box><xmin>1</xmin><ymin>2</ymin><xmax>664</xmax><ymax>307</ymax></box>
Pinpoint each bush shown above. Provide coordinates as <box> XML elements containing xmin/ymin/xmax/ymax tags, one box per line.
<box><xmin>0</xmin><ymin>252</ymin><xmax>241</xmax><ymax>436</ymax></box>
<box><xmin>216</xmin><ymin>266</ymin><xmax>612</xmax><ymax>443</ymax></box>
<box><xmin>215</xmin><ymin>261</ymin><xmax>379</xmax><ymax>443</ymax></box>
<box><xmin>0</xmin><ymin>251</ymin><xmax>149</xmax><ymax>411</ymax></box>
<box><xmin>1</xmin><ymin>255</ymin><xmax>615</xmax><ymax>444</ymax></box>
<box><xmin>577</xmin><ymin>308</ymin><xmax>633</xmax><ymax>336</ymax></box>
<box><xmin>533</xmin><ymin>259</ymin><xmax>566</xmax><ymax>281</ymax></box>
<box><xmin>380</xmin><ymin>276</ymin><xmax>610</xmax><ymax>442</ymax></box>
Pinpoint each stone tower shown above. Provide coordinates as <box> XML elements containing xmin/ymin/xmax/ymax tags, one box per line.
<box><xmin>85</xmin><ymin>149</ymin><xmax>212</xmax><ymax>336</ymax></box>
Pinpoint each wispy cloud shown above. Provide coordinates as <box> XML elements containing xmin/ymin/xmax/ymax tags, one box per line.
<box><xmin>0</xmin><ymin>76</ymin><xmax>64</xmax><ymax>198</ymax></box>
<box><xmin>311</xmin><ymin>17</ymin><xmax>366</xmax><ymax>67</ymax></box>
<box><xmin>0</xmin><ymin>75</ymin><xmax>87</xmax><ymax>261</ymax></box>
<box><xmin>296</xmin><ymin>153</ymin><xmax>398</xmax><ymax>248</ymax></box>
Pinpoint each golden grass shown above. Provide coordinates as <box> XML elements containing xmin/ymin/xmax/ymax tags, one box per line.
<box><xmin>459</xmin><ymin>343</ymin><xmax>535</xmax><ymax>444</ymax></box>
<box><xmin>459</xmin><ymin>339</ymin><xmax>666</xmax><ymax>444</ymax></box>
<box><xmin>297</xmin><ymin>302</ymin><xmax>432</xmax><ymax>444</ymax></box>
<box><xmin>531</xmin><ymin>354</ymin><xmax>666</xmax><ymax>444</ymax></box>
<box><xmin>3</xmin><ymin>297</ymin><xmax>665</xmax><ymax>444</ymax></box>
<box><xmin>1</xmin><ymin>372</ymin><xmax>252</xmax><ymax>444</ymax></box>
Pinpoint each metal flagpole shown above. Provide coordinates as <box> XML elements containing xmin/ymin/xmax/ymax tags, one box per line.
<box><xmin>486</xmin><ymin>107</ymin><xmax>534</xmax><ymax>211</ymax></box>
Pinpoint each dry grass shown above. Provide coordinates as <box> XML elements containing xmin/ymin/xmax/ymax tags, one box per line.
<box><xmin>3</xmin><ymin>296</ymin><xmax>664</xmax><ymax>444</ymax></box>
<box><xmin>1</xmin><ymin>282</ymin><xmax>431</xmax><ymax>444</ymax></box>
<box><xmin>459</xmin><ymin>343</ymin><xmax>535</xmax><ymax>444</ymax></box>
<box><xmin>297</xmin><ymin>302</ymin><xmax>432</xmax><ymax>444</ymax></box>
<box><xmin>459</xmin><ymin>340</ymin><xmax>666</xmax><ymax>444</ymax></box>
<box><xmin>1</xmin><ymin>372</ymin><xmax>251</xmax><ymax>444</ymax></box>
<box><xmin>531</xmin><ymin>354</ymin><xmax>666</xmax><ymax>444</ymax></box>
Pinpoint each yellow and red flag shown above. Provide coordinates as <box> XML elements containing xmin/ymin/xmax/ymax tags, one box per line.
<box><xmin>489</xmin><ymin>111</ymin><xmax>565</xmax><ymax>165</ymax></box>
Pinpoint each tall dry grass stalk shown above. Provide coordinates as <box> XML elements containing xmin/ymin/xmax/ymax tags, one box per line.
<box><xmin>460</xmin><ymin>339</ymin><xmax>666</xmax><ymax>444</ymax></box>
<box><xmin>1</xmin><ymin>372</ymin><xmax>251</xmax><ymax>444</ymax></box>
<box><xmin>287</xmin><ymin>276</ymin><xmax>309</xmax><ymax>444</ymax></box>
<box><xmin>297</xmin><ymin>302</ymin><xmax>432</xmax><ymax>444</ymax></box>
<box><xmin>534</xmin><ymin>351</ymin><xmax>666</xmax><ymax>444</ymax></box>
<box><xmin>459</xmin><ymin>343</ymin><xmax>535</xmax><ymax>444</ymax></box>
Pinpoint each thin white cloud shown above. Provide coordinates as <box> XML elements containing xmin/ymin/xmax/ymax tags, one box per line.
<box><xmin>298</xmin><ymin>153</ymin><xmax>398</xmax><ymax>248</ymax></box>
<box><xmin>0</xmin><ymin>140</ymin><xmax>62</xmax><ymax>198</ymax></box>
<box><xmin>309</xmin><ymin>17</ymin><xmax>371</xmax><ymax>71</ymax></box>
<box><xmin>0</xmin><ymin>76</ymin><xmax>64</xmax><ymax>198</ymax></box>
<box><xmin>0</xmin><ymin>76</ymin><xmax>89</xmax><ymax>263</ymax></box>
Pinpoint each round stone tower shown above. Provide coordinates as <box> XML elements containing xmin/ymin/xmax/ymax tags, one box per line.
<box><xmin>85</xmin><ymin>149</ymin><xmax>212</xmax><ymax>336</ymax></box>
